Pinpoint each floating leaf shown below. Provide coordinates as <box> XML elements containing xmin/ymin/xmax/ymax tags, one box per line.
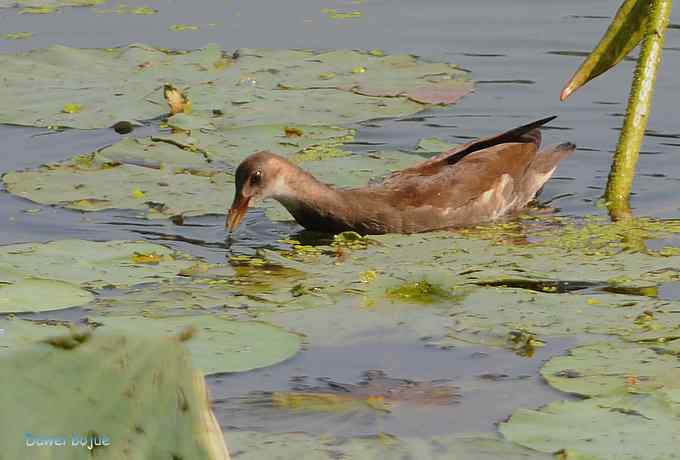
<box><xmin>92</xmin><ymin>315</ymin><xmax>302</xmax><ymax>374</ymax></box>
<box><xmin>0</xmin><ymin>278</ymin><xmax>93</xmax><ymax>313</ymax></box>
<box><xmin>501</xmin><ymin>392</ymin><xmax>680</xmax><ymax>460</ymax></box>
<box><xmin>97</xmin><ymin>4</ymin><xmax>157</xmax><ymax>14</ymax></box>
<box><xmin>18</xmin><ymin>5</ymin><xmax>57</xmax><ymax>13</ymax></box>
<box><xmin>2</xmin><ymin>32</ymin><xmax>33</xmax><ymax>40</ymax></box>
<box><xmin>322</xmin><ymin>8</ymin><xmax>362</xmax><ymax>19</ymax></box>
<box><xmin>0</xmin><ymin>45</ymin><xmax>471</xmax><ymax>129</ymax></box>
<box><xmin>0</xmin><ymin>240</ymin><xmax>196</xmax><ymax>288</ymax></box>
<box><xmin>169</xmin><ymin>24</ymin><xmax>199</xmax><ymax>32</ymax></box>
<box><xmin>541</xmin><ymin>341</ymin><xmax>680</xmax><ymax>397</ymax></box>
<box><xmin>3</xmin><ymin>124</ymin><xmax>353</xmax><ymax>218</ymax></box>
<box><xmin>225</xmin><ymin>431</ymin><xmax>552</xmax><ymax>460</ymax></box>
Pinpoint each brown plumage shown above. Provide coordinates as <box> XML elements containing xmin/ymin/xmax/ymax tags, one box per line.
<box><xmin>227</xmin><ymin>116</ymin><xmax>575</xmax><ymax>235</ymax></box>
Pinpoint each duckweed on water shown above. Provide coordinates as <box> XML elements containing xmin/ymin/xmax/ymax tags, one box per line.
<box><xmin>386</xmin><ymin>280</ymin><xmax>456</xmax><ymax>305</ymax></box>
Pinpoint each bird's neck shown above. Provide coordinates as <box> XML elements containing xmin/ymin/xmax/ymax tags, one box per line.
<box><xmin>271</xmin><ymin>166</ymin><xmax>354</xmax><ymax>232</ymax></box>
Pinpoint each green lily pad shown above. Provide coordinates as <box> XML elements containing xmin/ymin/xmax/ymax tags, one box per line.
<box><xmin>541</xmin><ymin>341</ymin><xmax>680</xmax><ymax>397</ymax></box>
<box><xmin>3</xmin><ymin>124</ymin><xmax>355</xmax><ymax>218</ymax></box>
<box><xmin>0</xmin><ymin>327</ymin><xmax>229</xmax><ymax>459</ymax></box>
<box><xmin>0</xmin><ymin>317</ymin><xmax>74</xmax><ymax>351</ymax></box>
<box><xmin>2</xmin><ymin>32</ymin><xmax>33</xmax><ymax>40</ymax></box>
<box><xmin>92</xmin><ymin>315</ymin><xmax>302</xmax><ymax>374</ymax></box>
<box><xmin>103</xmin><ymin>124</ymin><xmax>353</xmax><ymax>168</ymax></box>
<box><xmin>427</xmin><ymin>288</ymin><xmax>667</xmax><ymax>350</ymax></box>
<box><xmin>225</xmin><ymin>431</ymin><xmax>552</xmax><ymax>460</ymax></box>
<box><xmin>0</xmin><ymin>240</ymin><xmax>196</xmax><ymax>288</ymax></box>
<box><xmin>0</xmin><ymin>278</ymin><xmax>93</xmax><ymax>313</ymax></box>
<box><xmin>500</xmin><ymin>392</ymin><xmax>680</xmax><ymax>460</ymax></box>
<box><xmin>260</xmin><ymin>224</ymin><xmax>680</xmax><ymax>348</ymax></box>
<box><xmin>4</xmin><ymin>155</ymin><xmax>232</xmax><ymax>218</ymax></box>
<box><xmin>0</xmin><ymin>0</ymin><xmax>106</xmax><ymax>6</ymax></box>
<box><xmin>416</xmin><ymin>137</ymin><xmax>457</xmax><ymax>153</ymax></box>
<box><xmin>0</xmin><ymin>44</ymin><xmax>471</xmax><ymax>129</ymax></box>
<box><xmin>96</xmin><ymin>4</ymin><xmax>157</xmax><ymax>14</ymax></box>
<box><xmin>92</xmin><ymin>256</ymin><xmax>316</xmax><ymax>316</ymax></box>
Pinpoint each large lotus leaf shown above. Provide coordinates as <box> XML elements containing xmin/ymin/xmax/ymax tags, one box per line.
<box><xmin>92</xmin><ymin>315</ymin><xmax>302</xmax><ymax>374</ymax></box>
<box><xmin>0</xmin><ymin>44</ymin><xmax>471</xmax><ymax>129</ymax></box>
<box><xmin>0</xmin><ymin>240</ymin><xmax>196</xmax><ymax>288</ymax></box>
<box><xmin>500</xmin><ymin>392</ymin><xmax>680</xmax><ymax>460</ymax></box>
<box><xmin>0</xmin><ymin>327</ymin><xmax>229</xmax><ymax>460</ymax></box>
<box><xmin>0</xmin><ymin>278</ymin><xmax>94</xmax><ymax>313</ymax></box>
<box><xmin>225</xmin><ymin>431</ymin><xmax>550</xmax><ymax>460</ymax></box>
<box><xmin>541</xmin><ymin>341</ymin><xmax>680</xmax><ymax>397</ymax></box>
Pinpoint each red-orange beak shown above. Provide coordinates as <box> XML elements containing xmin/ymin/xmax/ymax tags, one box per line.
<box><xmin>226</xmin><ymin>195</ymin><xmax>251</xmax><ymax>233</ymax></box>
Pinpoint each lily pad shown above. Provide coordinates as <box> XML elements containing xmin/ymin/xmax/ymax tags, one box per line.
<box><xmin>0</xmin><ymin>278</ymin><xmax>93</xmax><ymax>313</ymax></box>
<box><xmin>0</xmin><ymin>327</ymin><xmax>229</xmax><ymax>459</ymax></box>
<box><xmin>0</xmin><ymin>317</ymin><xmax>76</xmax><ymax>351</ymax></box>
<box><xmin>0</xmin><ymin>44</ymin><xmax>471</xmax><ymax>129</ymax></box>
<box><xmin>0</xmin><ymin>0</ymin><xmax>106</xmax><ymax>6</ymax></box>
<box><xmin>2</xmin><ymin>32</ymin><xmax>33</xmax><ymax>40</ymax></box>
<box><xmin>500</xmin><ymin>392</ymin><xmax>680</xmax><ymax>460</ymax></box>
<box><xmin>225</xmin><ymin>431</ymin><xmax>552</xmax><ymax>460</ymax></box>
<box><xmin>541</xmin><ymin>341</ymin><xmax>680</xmax><ymax>397</ymax></box>
<box><xmin>92</xmin><ymin>315</ymin><xmax>302</xmax><ymax>374</ymax></box>
<box><xmin>0</xmin><ymin>240</ymin><xmax>196</xmax><ymax>288</ymax></box>
<box><xmin>3</xmin><ymin>155</ymin><xmax>232</xmax><ymax>218</ymax></box>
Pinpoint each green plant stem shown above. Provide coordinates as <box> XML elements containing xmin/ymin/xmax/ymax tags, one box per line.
<box><xmin>606</xmin><ymin>0</ymin><xmax>673</xmax><ymax>220</ymax></box>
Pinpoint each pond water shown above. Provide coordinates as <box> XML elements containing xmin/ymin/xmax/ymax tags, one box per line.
<box><xmin>2</xmin><ymin>0</ymin><xmax>680</xmax><ymax>453</ymax></box>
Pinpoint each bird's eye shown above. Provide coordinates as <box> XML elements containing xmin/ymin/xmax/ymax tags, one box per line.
<box><xmin>250</xmin><ymin>170</ymin><xmax>263</xmax><ymax>185</ymax></box>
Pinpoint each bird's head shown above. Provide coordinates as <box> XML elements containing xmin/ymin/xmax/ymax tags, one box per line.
<box><xmin>227</xmin><ymin>151</ymin><xmax>290</xmax><ymax>232</ymax></box>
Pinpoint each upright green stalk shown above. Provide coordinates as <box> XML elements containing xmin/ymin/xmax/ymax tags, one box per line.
<box><xmin>605</xmin><ymin>0</ymin><xmax>673</xmax><ymax>219</ymax></box>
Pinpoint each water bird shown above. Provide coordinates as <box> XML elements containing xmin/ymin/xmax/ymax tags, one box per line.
<box><xmin>227</xmin><ymin>116</ymin><xmax>575</xmax><ymax>235</ymax></box>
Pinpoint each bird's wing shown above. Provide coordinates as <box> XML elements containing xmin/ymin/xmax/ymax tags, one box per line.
<box><xmin>382</xmin><ymin>116</ymin><xmax>556</xmax><ymax>184</ymax></box>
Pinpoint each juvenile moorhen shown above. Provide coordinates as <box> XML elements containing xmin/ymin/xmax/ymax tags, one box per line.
<box><xmin>227</xmin><ymin>116</ymin><xmax>575</xmax><ymax>235</ymax></box>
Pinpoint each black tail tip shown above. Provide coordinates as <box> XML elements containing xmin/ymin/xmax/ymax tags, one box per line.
<box><xmin>532</xmin><ymin>115</ymin><xmax>558</xmax><ymax>127</ymax></box>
